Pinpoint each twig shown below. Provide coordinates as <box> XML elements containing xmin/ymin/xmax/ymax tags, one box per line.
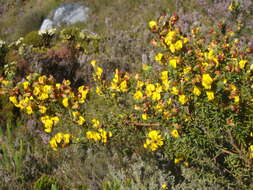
<box><xmin>123</xmin><ymin>120</ymin><xmax>160</xmax><ymax>127</ymax></box>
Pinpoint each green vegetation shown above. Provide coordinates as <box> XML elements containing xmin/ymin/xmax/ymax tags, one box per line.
<box><xmin>0</xmin><ymin>0</ymin><xmax>252</xmax><ymax>189</ymax></box>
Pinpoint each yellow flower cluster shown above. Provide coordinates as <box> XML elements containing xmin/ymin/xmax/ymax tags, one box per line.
<box><xmin>91</xmin><ymin>60</ymin><xmax>103</xmax><ymax>80</ymax></box>
<box><xmin>40</xmin><ymin>115</ymin><xmax>59</xmax><ymax>133</ymax></box>
<box><xmin>9</xmin><ymin>96</ymin><xmax>34</xmax><ymax>114</ymax></box>
<box><xmin>148</xmin><ymin>20</ymin><xmax>158</xmax><ymax>30</ymax></box>
<box><xmin>49</xmin><ymin>133</ymin><xmax>71</xmax><ymax>151</ymax></box>
<box><xmin>72</xmin><ymin>111</ymin><xmax>86</xmax><ymax>125</ymax></box>
<box><xmin>164</xmin><ymin>30</ymin><xmax>188</xmax><ymax>53</ymax></box>
<box><xmin>8</xmin><ymin>74</ymin><xmax>89</xmax><ymax>115</ymax></box>
<box><xmin>91</xmin><ymin>119</ymin><xmax>100</xmax><ymax>128</ymax></box>
<box><xmin>249</xmin><ymin>145</ymin><xmax>253</xmax><ymax>159</ymax></box>
<box><xmin>170</xmin><ymin>129</ymin><xmax>180</xmax><ymax>138</ymax></box>
<box><xmin>6</xmin><ymin>73</ymin><xmax>91</xmax><ymax>145</ymax></box>
<box><xmin>86</xmin><ymin>128</ymin><xmax>112</xmax><ymax>143</ymax></box>
<box><xmin>110</xmin><ymin>69</ymin><xmax>128</xmax><ymax>92</ymax></box>
<box><xmin>144</xmin><ymin>130</ymin><xmax>164</xmax><ymax>151</ymax></box>
<box><xmin>202</xmin><ymin>74</ymin><xmax>213</xmax><ymax>89</ymax></box>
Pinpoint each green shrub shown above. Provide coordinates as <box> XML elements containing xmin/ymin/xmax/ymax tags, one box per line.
<box><xmin>34</xmin><ymin>175</ymin><xmax>60</xmax><ymax>190</ymax></box>
<box><xmin>23</xmin><ymin>31</ymin><xmax>44</xmax><ymax>47</ymax></box>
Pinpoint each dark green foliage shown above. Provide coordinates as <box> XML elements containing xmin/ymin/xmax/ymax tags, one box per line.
<box><xmin>34</xmin><ymin>175</ymin><xmax>60</xmax><ymax>190</ymax></box>
<box><xmin>23</xmin><ymin>31</ymin><xmax>44</xmax><ymax>47</ymax></box>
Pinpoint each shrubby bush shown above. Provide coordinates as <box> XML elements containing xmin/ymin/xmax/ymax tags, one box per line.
<box><xmin>23</xmin><ymin>31</ymin><xmax>44</xmax><ymax>47</ymax></box>
<box><xmin>0</xmin><ymin>1</ymin><xmax>253</xmax><ymax>189</ymax></box>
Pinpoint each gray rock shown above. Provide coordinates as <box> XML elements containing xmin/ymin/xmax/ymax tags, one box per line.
<box><xmin>40</xmin><ymin>3</ymin><xmax>89</xmax><ymax>31</ymax></box>
<box><xmin>40</xmin><ymin>19</ymin><xmax>53</xmax><ymax>31</ymax></box>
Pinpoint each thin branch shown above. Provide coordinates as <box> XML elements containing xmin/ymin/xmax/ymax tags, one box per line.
<box><xmin>123</xmin><ymin>120</ymin><xmax>160</xmax><ymax>127</ymax></box>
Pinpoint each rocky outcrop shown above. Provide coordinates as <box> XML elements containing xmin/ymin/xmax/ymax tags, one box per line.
<box><xmin>40</xmin><ymin>3</ymin><xmax>89</xmax><ymax>31</ymax></box>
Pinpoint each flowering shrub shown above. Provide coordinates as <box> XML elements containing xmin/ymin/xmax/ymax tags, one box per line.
<box><xmin>0</xmin><ymin>1</ymin><xmax>253</xmax><ymax>188</ymax></box>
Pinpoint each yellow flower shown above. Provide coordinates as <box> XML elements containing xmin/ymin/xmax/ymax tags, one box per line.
<box><xmin>62</xmin><ymin>97</ymin><xmax>69</xmax><ymax>107</ymax></box>
<box><xmin>52</xmin><ymin>116</ymin><xmax>59</xmax><ymax>125</ymax></box>
<box><xmin>149</xmin><ymin>20</ymin><xmax>157</xmax><ymax>29</ymax></box>
<box><xmin>167</xmin><ymin>98</ymin><xmax>172</xmax><ymax>105</ymax></box>
<box><xmin>18</xmin><ymin>97</ymin><xmax>29</xmax><ymax>109</ymax></box>
<box><xmin>50</xmin><ymin>133</ymin><xmax>71</xmax><ymax>150</ymax></box>
<box><xmin>234</xmin><ymin>96</ymin><xmax>240</xmax><ymax>104</ymax></box>
<box><xmin>22</xmin><ymin>81</ymin><xmax>29</xmax><ymax>90</ymax></box>
<box><xmin>179</xmin><ymin>95</ymin><xmax>188</xmax><ymax>105</ymax></box>
<box><xmin>169</xmin><ymin>44</ymin><xmax>175</xmax><ymax>53</ymax></box>
<box><xmin>171</xmin><ymin>87</ymin><xmax>179</xmax><ymax>95</ymax></box>
<box><xmin>137</xmin><ymin>81</ymin><xmax>144</xmax><ymax>89</ymax></box>
<box><xmin>96</xmin><ymin>66</ymin><xmax>103</xmax><ymax>79</ymax></box>
<box><xmin>1</xmin><ymin>80</ymin><xmax>10</xmax><ymax>86</ymax></box>
<box><xmin>144</xmin><ymin>130</ymin><xmax>164</xmax><ymax>151</ymax></box>
<box><xmin>250</xmin><ymin>64</ymin><xmax>253</xmax><ymax>71</ymax></box>
<box><xmin>26</xmin><ymin>106</ymin><xmax>33</xmax><ymax>115</ymax></box>
<box><xmin>134</xmin><ymin>91</ymin><xmax>143</xmax><ymax>100</ymax></box>
<box><xmin>92</xmin><ymin>119</ymin><xmax>100</xmax><ymax>128</ymax></box>
<box><xmin>63</xmin><ymin>79</ymin><xmax>71</xmax><ymax>86</ymax></box>
<box><xmin>228</xmin><ymin>4</ymin><xmax>233</xmax><ymax>11</ymax></box>
<box><xmin>162</xmin><ymin>184</ymin><xmax>168</xmax><ymax>189</ymax></box>
<box><xmin>110</xmin><ymin>82</ymin><xmax>119</xmax><ymax>91</ymax></box>
<box><xmin>38</xmin><ymin>93</ymin><xmax>49</xmax><ymax>100</ymax></box>
<box><xmin>119</xmin><ymin>80</ymin><xmax>128</xmax><ymax>92</ymax></box>
<box><xmin>86</xmin><ymin>131</ymin><xmax>101</xmax><ymax>142</ymax></box>
<box><xmin>239</xmin><ymin>60</ymin><xmax>247</xmax><ymax>69</ymax></box>
<box><xmin>175</xmin><ymin>40</ymin><xmax>183</xmax><ymax>51</ymax></box>
<box><xmin>165</xmin><ymin>31</ymin><xmax>176</xmax><ymax>46</ymax></box>
<box><xmin>62</xmin><ymin>134</ymin><xmax>71</xmax><ymax>146</ymax></box>
<box><xmin>206</xmin><ymin>91</ymin><xmax>214</xmax><ymax>101</ymax></box>
<box><xmin>91</xmin><ymin>60</ymin><xmax>97</xmax><ymax>67</ymax></box>
<box><xmin>9</xmin><ymin>96</ymin><xmax>18</xmax><ymax>105</ymax></box>
<box><xmin>142</xmin><ymin>113</ymin><xmax>148</xmax><ymax>120</ymax></box>
<box><xmin>78</xmin><ymin>86</ymin><xmax>89</xmax><ymax>100</ymax></box>
<box><xmin>193</xmin><ymin>86</ymin><xmax>201</xmax><ymax>96</ymax></box>
<box><xmin>55</xmin><ymin>83</ymin><xmax>61</xmax><ymax>89</ymax></box>
<box><xmin>42</xmin><ymin>85</ymin><xmax>52</xmax><ymax>93</ymax></box>
<box><xmin>183</xmin><ymin>66</ymin><xmax>191</xmax><ymax>75</ymax></box>
<box><xmin>40</xmin><ymin>116</ymin><xmax>54</xmax><ymax>133</ymax></box>
<box><xmin>39</xmin><ymin>105</ymin><xmax>47</xmax><ymax>114</ymax></box>
<box><xmin>152</xmin><ymin>91</ymin><xmax>161</xmax><ymax>101</ymax></box>
<box><xmin>155</xmin><ymin>53</ymin><xmax>163</xmax><ymax>64</ymax></box>
<box><xmin>174</xmin><ymin>157</ymin><xmax>183</xmax><ymax>164</ymax></box>
<box><xmin>49</xmin><ymin>138</ymin><xmax>58</xmax><ymax>151</ymax></box>
<box><xmin>250</xmin><ymin>145</ymin><xmax>253</xmax><ymax>152</ymax></box>
<box><xmin>77</xmin><ymin>116</ymin><xmax>85</xmax><ymax>125</ymax></box>
<box><xmin>146</xmin><ymin>84</ymin><xmax>155</xmax><ymax>96</ymax></box>
<box><xmin>160</xmin><ymin>71</ymin><xmax>168</xmax><ymax>81</ymax></box>
<box><xmin>171</xmin><ymin>129</ymin><xmax>180</xmax><ymax>138</ymax></box>
<box><xmin>207</xmin><ymin>49</ymin><xmax>215</xmax><ymax>59</ymax></box>
<box><xmin>96</xmin><ymin>86</ymin><xmax>103</xmax><ymax>96</ymax></box>
<box><xmin>112</xmin><ymin>69</ymin><xmax>119</xmax><ymax>83</ymax></box>
<box><xmin>183</xmin><ymin>161</ymin><xmax>189</xmax><ymax>167</ymax></box>
<box><xmin>154</xmin><ymin>104</ymin><xmax>163</xmax><ymax>112</ymax></box>
<box><xmin>202</xmin><ymin>74</ymin><xmax>213</xmax><ymax>89</ymax></box>
<box><xmin>230</xmin><ymin>84</ymin><xmax>237</xmax><ymax>92</ymax></box>
<box><xmin>182</xmin><ymin>37</ymin><xmax>189</xmax><ymax>44</ymax></box>
<box><xmin>38</xmin><ymin>75</ymin><xmax>46</xmax><ymax>84</ymax></box>
<box><xmin>33</xmin><ymin>86</ymin><xmax>40</xmax><ymax>96</ymax></box>
<box><xmin>169</xmin><ymin>58</ymin><xmax>177</xmax><ymax>68</ymax></box>
<box><xmin>72</xmin><ymin>111</ymin><xmax>80</xmax><ymax>119</ymax></box>
<box><xmin>202</xmin><ymin>62</ymin><xmax>209</xmax><ymax>67</ymax></box>
<box><xmin>142</xmin><ymin>64</ymin><xmax>151</xmax><ymax>71</ymax></box>
<box><xmin>250</xmin><ymin>153</ymin><xmax>253</xmax><ymax>159</ymax></box>
<box><xmin>55</xmin><ymin>133</ymin><xmax>64</xmax><ymax>143</ymax></box>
